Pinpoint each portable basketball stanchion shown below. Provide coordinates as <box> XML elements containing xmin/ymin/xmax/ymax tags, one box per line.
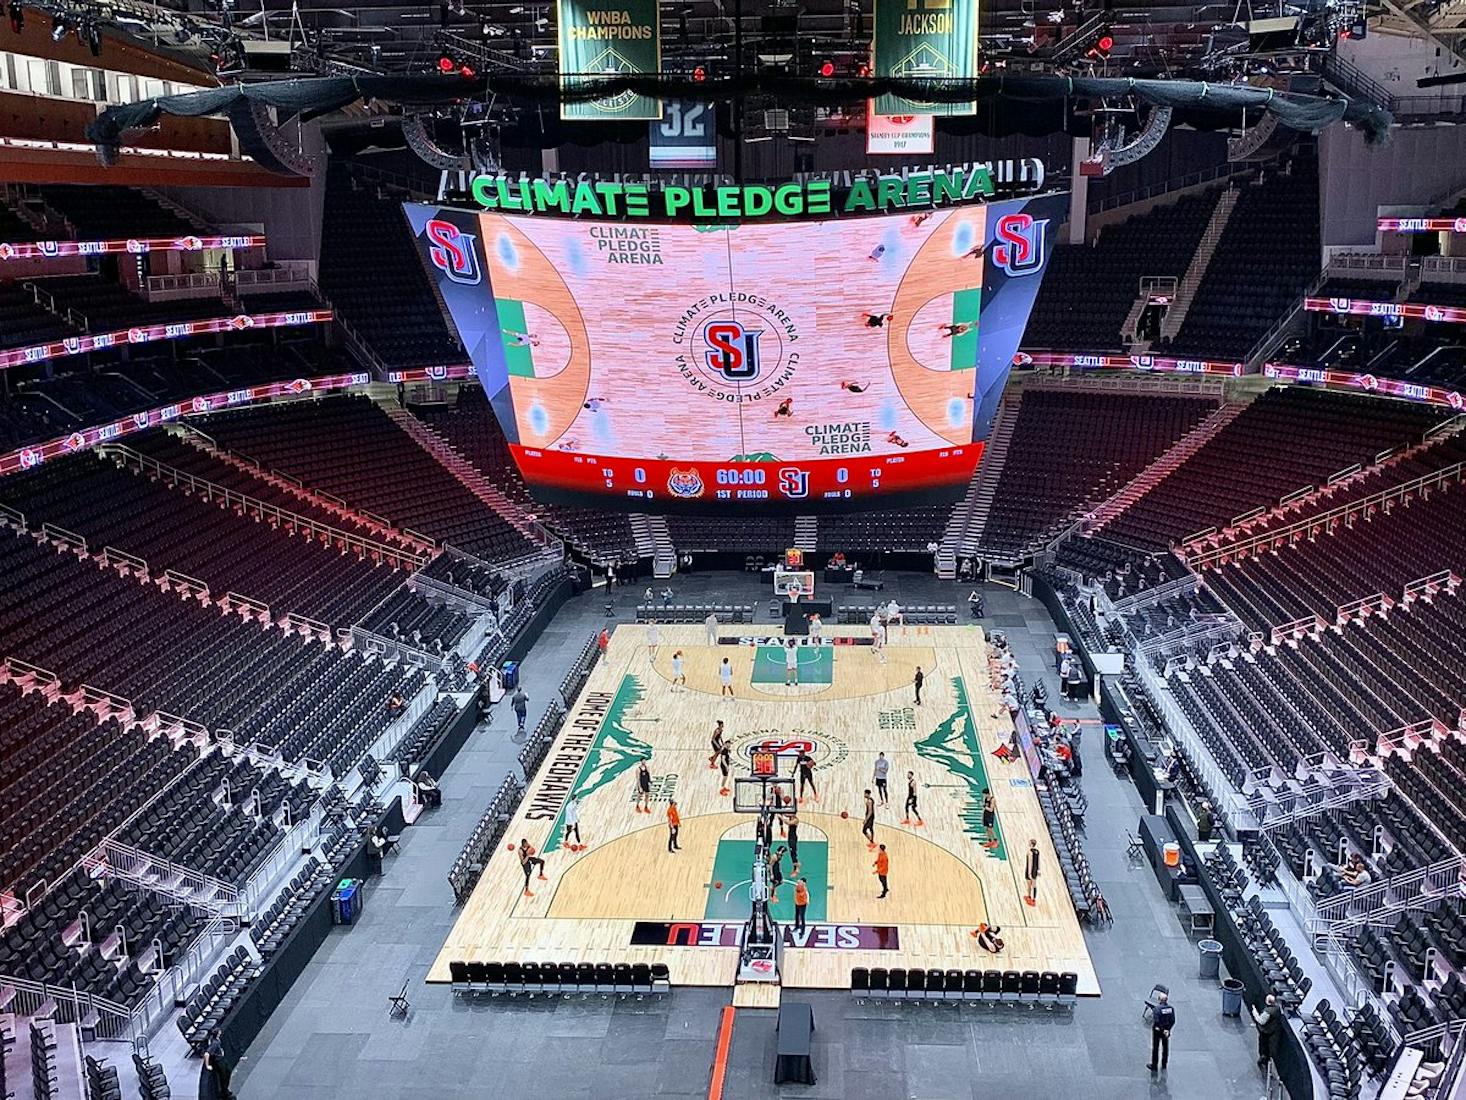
<box><xmin>732</xmin><ymin>747</ymin><xmax>797</xmax><ymax>986</ymax></box>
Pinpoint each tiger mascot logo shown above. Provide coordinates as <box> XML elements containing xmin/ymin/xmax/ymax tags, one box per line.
<box><xmin>667</xmin><ymin>468</ymin><xmax>705</xmax><ymax>498</ymax></box>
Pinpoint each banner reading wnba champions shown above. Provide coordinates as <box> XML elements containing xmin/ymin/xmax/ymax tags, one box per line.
<box><xmin>557</xmin><ymin>0</ymin><xmax>661</xmax><ymax>121</ymax></box>
<box><xmin>872</xmin><ymin>0</ymin><xmax>979</xmax><ymax>116</ymax></box>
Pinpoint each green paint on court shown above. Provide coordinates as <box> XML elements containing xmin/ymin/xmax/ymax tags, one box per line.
<box><xmin>751</xmin><ymin>645</ymin><xmax>834</xmax><ymax>685</ymax></box>
<box><xmin>914</xmin><ymin>676</ymin><xmax>1007</xmax><ymax>860</ymax></box>
<box><xmin>497</xmin><ymin>299</ymin><xmax>536</xmax><ymax>377</ymax></box>
<box><xmin>948</xmin><ymin>287</ymin><xmax>981</xmax><ymax>371</ymax></box>
<box><xmin>541</xmin><ymin>675</ymin><xmax>650</xmax><ymax>855</ymax></box>
<box><xmin>705</xmin><ymin>839</ymin><xmax>828</xmax><ymax>922</ymax></box>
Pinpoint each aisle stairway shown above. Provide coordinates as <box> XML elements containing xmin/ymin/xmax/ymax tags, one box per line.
<box><xmin>1084</xmin><ymin>398</ymin><xmax>1253</xmax><ymax>533</ymax></box>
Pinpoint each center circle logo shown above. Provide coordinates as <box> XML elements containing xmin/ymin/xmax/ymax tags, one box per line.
<box><xmin>731</xmin><ymin>728</ymin><xmax>849</xmax><ymax>770</ymax></box>
<box><xmin>671</xmin><ymin>294</ymin><xmax>801</xmax><ymax>402</ymax></box>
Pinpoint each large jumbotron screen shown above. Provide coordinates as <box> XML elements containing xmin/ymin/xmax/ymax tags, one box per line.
<box><xmin>407</xmin><ymin>192</ymin><xmax>1062</xmax><ymax>511</ymax></box>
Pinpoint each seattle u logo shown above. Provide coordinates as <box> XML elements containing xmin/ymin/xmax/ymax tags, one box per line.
<box><xmin>425</xmin><ymin>219</ymin><xmax>480</xmax><ymax>285</ymax></box>
<box><xmin>992</xmin><ymin>213</ymin><xmax>1047</xmax><ymax>277</ymax></box>
<box><xmin>704</xmin><ymin>321</ymin><xmax>762</xmax><ymax>381</ymax></box>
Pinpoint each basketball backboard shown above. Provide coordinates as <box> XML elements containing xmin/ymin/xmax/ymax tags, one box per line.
<box><xmin>732</xmin><ymin>775</ymin><xmax>796</xmax><ymax>815</ymax></box>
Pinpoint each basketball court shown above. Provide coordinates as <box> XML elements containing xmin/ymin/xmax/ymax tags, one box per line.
<box><xmin>428</xmin><ymin>621</ymin><xmax>1100</xmax><ymax>997</ymax></box>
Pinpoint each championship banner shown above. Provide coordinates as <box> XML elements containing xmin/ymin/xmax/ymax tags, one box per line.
<box><xmin>871</xmin><ymin>0</ymin><xmax>979</xmax><ymax>116</ymax></box>
<box><xmin>866</xmin><ymin>106</ymin><xmax>935</xmax><ymax>156</ymax></box>
<box><xmin>557</xmin><ymin>0</ymin><xmax>661</xmax><ymax>121</ymax></box>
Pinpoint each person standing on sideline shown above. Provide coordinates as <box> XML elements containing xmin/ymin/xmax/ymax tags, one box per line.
<box><xmin>913</xmin><ymin>665</ymin><xmax>924</xmax><ymax>705</ymax></box>
<box><xmin>873</xmin><ymin>844</ymin><xmax>890</xmax><ymax>898</ymax></box>
<box><xmin>793</xmin><ymin>877</ymin><xmax>810</xmax><ymax>932</ymax></box>
<box><xmin>512</xmin><ymin>686</ymin><xmax>529</xmax><ymax>734</ymax></box>
<box><xmin>517</xmin><ymin>838</ymin><xmax>547</xmax><ymax>897</ymax></box>
<box><xmin>786</xmin><ymin>810</ymin><xmax>800</xmax><ymax>870</ymax></box>
<box><xmin>635</xmin><ymin>757</ymin><xmax>653</xmax><ymax>814</ymax></box>
<box><xmin>564</xmin><ymin>796</ymin><xmax>583</xmax><ymax>851</ymax></box>
<box><xmin>1148</xmin><ymin>990</ymin><xmax>1175</xmax><ymax>1071</ymax></box>
<box><xmin>1253</xmin><ymin>993</ymin><xmax>1283</xmax><ymax>1070</ymax></box>
<box><xmin>903</xmin><ymin>771</ymin><xmax>924</xmax><ymax>826</ymax></box>
<box><xmin>981</xmin><ymin>788</ymin><xmax>999</xmax><ymax>849</ymax></box>
<box><xmin>873</xmin><ymin>752</ymin><xmax>891</xmax><ymax>806</ymax></box>
<box><xmin>705</xmin><ymin>610</ymin><xmax>719</xmax><ymax>646</ymax></box>
<box><xmin>1024</xmin><ymin>837</ymin><xmax>1040</xmax><ymax>906</ymax></box>
<box><xmin>597</xmin><ymin>627</ymin><xmax>610</xmax><ymax>657</ymax></box>
<box><xmin>671</xmin><ymin>650</ymin><xmax>686</xmax><ymax>689</ymax></box>
<box><xmin>797</xmin><ymin>751</ymin><xmax>819</xmax><ymax>803</ymax></box>
<box><xmin>784</xmin><ymin>638</ymin><xmax>800</xmax><ymax>686</ymax></box>
<box><xmin>717</xmin><ymin>743</ymin><xmax>732</xmax><ymax>796</ymax></box>
<box><xmin>708</xmin><ymin>720</ymin><xmax>726</xmax><ymax>769</ymax></box>
<box><xmin>719</xmin><ymin>656</ymin><xmax>734</xmax><ymax>697</ymax></box>
<box><xmin>1196</xmin><ymin>800</ymin><xmax>1215</xmax><ymax>843</ymax></box>
<box><xmin>862</xmin><ymin>789</ymin><xmax>877</xmax><ymax>849</ymax></box>
<box><xmin>647</xmin><ymin>619</ymin><xmax>660</xmax><ymax>656</ymax></box>
<box><xmin>666</xmin><ymin>799</ymin><xmax>681</xmax><ymax>852</ymax></box>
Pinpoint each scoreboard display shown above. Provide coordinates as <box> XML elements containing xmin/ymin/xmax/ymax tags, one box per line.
<box><xmin>408</xmin><ymin>195</ymin><xmax>1060</xmax><ymax>513</ymax></box>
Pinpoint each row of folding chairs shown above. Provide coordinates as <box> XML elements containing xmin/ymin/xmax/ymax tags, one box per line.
<box><xmin>836</xmin><ymin>604</ymin><xmax>959</xmax><ymax>625</ymax></box>
<box><xmin>853</xmin><ymin>967</ymin><xmax>1078</xmax><ymax>1006</ymax></box>
<box><xmin>449</xmin><ymin>960</ymin><xmax>671</xmax><ymax>997</ymax></box>
<box><xmin>634</xmin><ymin>604</ymin><xmax>754</xmax><ymax>623</ymax></box>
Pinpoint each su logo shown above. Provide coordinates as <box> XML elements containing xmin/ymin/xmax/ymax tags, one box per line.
<box><xmin>704</xmin><ymin>321</ymin><xmax>762</xmax><ymax>381</ymax></box>
<box><xmin>778</xmin><ymin>467</ymin><xmax>810</xmax><ymax>499</ymax></box>
<box><xmin>992</xmin><ymin>213</ymin><xmax>1047</xmax><ymax>276</ymax></box>
<box><xmin>426</xmin><ymin>219</ymin><xmax>481</xmax><ymax>285</ymax></box>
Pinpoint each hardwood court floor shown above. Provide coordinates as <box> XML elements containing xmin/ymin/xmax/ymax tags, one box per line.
<box><xmin>428</xmin><ymin>624</ymin><xmax>1100</xmax><ymax>994</ymax></box>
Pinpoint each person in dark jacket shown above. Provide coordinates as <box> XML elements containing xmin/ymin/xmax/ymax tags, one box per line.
<box><xmin>1253</xmin><ymin>993</ymin><xmax>1283</xmax><ymax>1069</ymax></box>
<box><xmin>1149</xmin><ymin>991</ymin><xmax>1175</xmax><ymax>1071</ymax></box>
<box><xmin>1024</xmin><ymin>838</ymin><xmax>1040</xmax><ymax>906</ymax></box>
<box><xmin>1196</xmin><ymin>801</ymin><xmax>1215</xmax><ymax>843</ymax></box>
<box><xmin>199</xmin><ymin>1031</ymin><xmax>234</xmax><ymax>1100</ymax></box>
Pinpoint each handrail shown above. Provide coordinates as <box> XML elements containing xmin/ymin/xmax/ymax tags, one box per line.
<box><xmin>101</xmin><ymin>545</ymin><xmax>148</xmax><ymax>574</ymax></box>
<box><xmin>0</xmin><ymin>502</ymin><xmax>25</xmax><ymax>530</ymax></box>
<box><xmin>1314</xmin><ymin>855</ymin><xmax>1465</xmax><ymax>927</ymax></box>
<box><xmin>100</xmin><ymin>443</ymin><xmax>430</xmax><ymax>569</ymax></box>
<box><xmin>1185</xmin><ymin>461</ymin><xmax>1466</xmax><ymax>569</ymax></box>
<box><xmin>0</xmin><ymin>972</ymin><xmax>138</xmax><ymax>1042</ymax></box>
<box><xmin>41</xmin><ymin>522</ymin><xmax>87</xmax><ymax>552</ymax></box>
<box><xmin>163</xmin><ymin>569</ymin><xmax>209</xmax><ymax>598</ymax></box>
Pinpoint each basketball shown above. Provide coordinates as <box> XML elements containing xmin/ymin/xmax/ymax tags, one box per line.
<box><xmin>841</xmin><ymin>810</ymin><xmax>849</xmax><ymax>819</ymax></box>
<box><xmin>714</xmin><ymin>881</ymin><xmax>723</xmax><ymax>889</ymax></box>
<box><xmin>506</xmin><ymin>843</ymin><xmax>515</xmax><ymax>852</ymax></box>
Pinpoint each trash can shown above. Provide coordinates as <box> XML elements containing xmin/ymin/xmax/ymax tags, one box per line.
<box><xmin>1199</xmin><ymin>939</ymin><xmax>1223</xmax><ymax>980</ymax></box>
<box><xmin>501</xmin><ymin>661</ymin><xmax>519</xmax><ymax>690</ymax></box>
<box><xmin>1221</xmin><ymin>978</ymin><xmax>1244</xmax><ymax>1017</ymax></box>
<box><xmin>332</xmin><ymin>878</ymin><xmax>362</xmax><ymax>925</ymax></box>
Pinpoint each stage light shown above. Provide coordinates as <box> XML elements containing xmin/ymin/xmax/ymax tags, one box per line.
<box><xmin>1097</xmin><ymin>34</ymin><xmax>1114</xmax><ymax>51</ymax></box>
<box><xmin>459</xmin><ymin>63</ymin><xmax>476</xmax><ymax>79</ymax></box>
<box><xmin>857</xmin><ymin>61</ymin><xmax>871</xmax><ymax>77</ymax></box>
<box><xmin>51</xmin><ymin>16</ymin><xmax>69</xmax><ymax>40</ymax></box>
<box><xmin>438</xmin><ymin>54</ymin><xmax>456</xmax><ymax>73</ymax></box>
<box><xmin>692</xmin><ymin>65</ymin><xmax>706</xmax><ymax>82</ymax></box>
<box><xmin>819</xmin><ymin>59</ymin><xmax>835</xmax><ymax>77</ymax></box>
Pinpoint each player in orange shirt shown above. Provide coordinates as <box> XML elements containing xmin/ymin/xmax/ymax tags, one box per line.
<box><xmin>873</xmin><ymin>844</ymin><xmax>890</xmax><ymax>898</ymax></box>
<box><xmin>666</xmin><ymin>799</ymin><xmax>681</xmax><ymax>853</ymax></box>
<box><xmin>793</xmin><ymin>877</ymin><xmax>810</xmax><ymax>932</ymax></box>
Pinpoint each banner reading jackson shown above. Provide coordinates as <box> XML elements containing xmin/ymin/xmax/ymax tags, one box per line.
<box><xmin>557</xmin><ymin>0</ymin><xmax>662</xmax><ymax>121</ymax></box>
<box><xmin>872</xmin><ymin>0</ymin><xmax>979</xmax><ymax>116</ymax></box>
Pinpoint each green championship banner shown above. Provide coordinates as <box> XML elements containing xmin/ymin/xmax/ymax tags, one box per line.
<box><xmin>871</xmin><ymin>0</ymin><xmax>979</xmax><ymax>116</ymax></box>
<box><xmin>557</xmin><ymin>0</ymin><xmax>662</xmax><ymax>121</ymax></box>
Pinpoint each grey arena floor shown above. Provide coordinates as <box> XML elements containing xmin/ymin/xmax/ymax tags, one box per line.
<box><xmin>226</xmin><ymin>570</ymin><xmax>1271</xmax><ymax>1100</ymax></box>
